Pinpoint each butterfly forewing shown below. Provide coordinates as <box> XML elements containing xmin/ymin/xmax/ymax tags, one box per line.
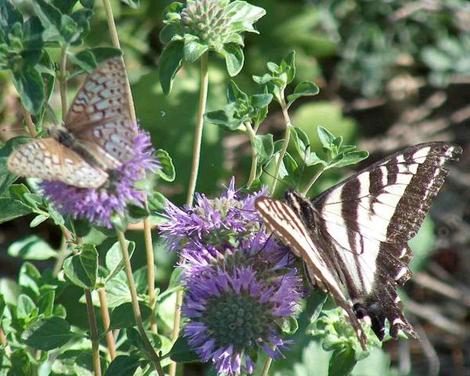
<box><xmin>256</xmin><ymin>142</ymin><xmax>462</xmax><ymax>346</ymax></box>
<box><xmin>7</xmin><ymin>138</ymin><xmax>108</xmax><ymax>188</ymax></box>
<box><xmin>7</xmin><ymin>57</ymin><xmax>135</xmax><ymax>188</ymax></box>
<box><xmin>65</xmin><ymin>57</ymin><xmax>135</xmax><ymax>166</ymax></box>
<box><xmin>255</xmin><ymin>196</ymin><xmax>369</xmax><ymax>349</ymax></box>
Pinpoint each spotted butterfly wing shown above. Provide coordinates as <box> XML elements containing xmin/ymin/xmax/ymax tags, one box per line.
<box><xmin>7</xmin><ymin>57</ymin><xmax>133</xmax><ymax>188</ymax></box>
<box><xmin>256</xmin><ymin>142</ymin><xmax>462</xmax><ymax>349</ymax></box>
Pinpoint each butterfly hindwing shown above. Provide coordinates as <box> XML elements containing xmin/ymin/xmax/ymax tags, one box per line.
<box><xmin>256</xmin><ymin>142</ymin><xmax>462</xmax><ymax>346</ymax></box>
<box><xmin>7</xmin><ymin>138</ymin><xmax>108</xmax><ymax>188</ymax></box>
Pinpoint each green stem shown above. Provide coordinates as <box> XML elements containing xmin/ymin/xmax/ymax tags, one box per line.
<box><xmin>144</xmin><ymin>217</ymin><xmax>158</xmax><ymax>334</ymax></box>
<box><xmin>97</xmin><ymin>288</ymin><xmax>116</xmax><ymax>360</ymax></box>
<box><xmin>185</xmin><ymin>51</ymin><xmax>209</xmax><ymax>206</ymax></box>
<box><xmin>261</xmin><ymin>356</ymin><xmax>273</xmax><ymax>376</ymax></box>
<box><xmin>270</xmin><ymin>99</ymin><xmax>292</xmax><ymax>194</ymax></box>
<box><xmin>21</xmin><ymin>108</ymin><xmax>37</xmax><ymax>137</ymax></box>
<box><xmin>102</xmin><ymin>0</ymin><xmax>160</xmax><ymax>343</ymax></box>
<box><xmin>59</xmin><ymin>45</ymin><xmax>68</xmax><ymax>121</ymax></box>
<box><xmin>301</xmin><ymin>166</ymin><xmax>327</xmax><ymax>196</ymax></box>
<box><xmin>245</xmin><ymin>122</ymin><xmax>258</xmax><ymax>188</ymax></box>
<box><xmin>169</xmin><ymin>51</ymin><xmax>210</xmax><ymax>376</ymax></box>
<box><xmin>85</xmin><ymin>289</ymin><xmax>102</xmax><ymax>376</ymax></box>
<box><xmin>116</xmin><ymin>230</ymin><xmax>164</xmax><ymax>376</ymax></box>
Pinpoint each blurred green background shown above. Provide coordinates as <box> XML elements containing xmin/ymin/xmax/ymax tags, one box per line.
<box><xmin>1</xmin><ymin>0</ymin><xmax>469</xmax><ymax>375</ymax></box>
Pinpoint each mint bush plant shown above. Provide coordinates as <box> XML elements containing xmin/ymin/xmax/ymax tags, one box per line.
<box><xmin>0</xmin><ymin>1</ymin><xmax>396</xmax><ymax>376</ymax></box>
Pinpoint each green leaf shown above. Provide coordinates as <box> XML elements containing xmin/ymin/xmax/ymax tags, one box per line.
<box><xmin>168</xmin><ymin>336</ymin><xmax>199</xmax><ymax>363</ymax></box>
<box><xmin>159</xmin><ymin>40</ymin><xmax>184</xmax><ymax>95</ymax></box>
<box><xmin>227</xmin><ymin>80</ymin><xmax>249</xmax><ymax>103</ymax></box>
<box><xmin>317</xmin><ymin>126</ymin><xmax>336</xmax><ymax>152</ymax></box>
<box><xmin>253</xmin><ymin>134</ymin><xmax>274</xmax><ymax>164</ymax></box>
<box><xmin>17</xmin><ymin>294</ymin><xmax>37</xmax><ymax>320</ymax></box>
<box><xmin>30</xmin><ymin>214</ymin><xmax>49</xmax><ymax>227</ymax></box>
<box><xmin>226</xmin><ymin>1</ymin><xmax>266</xmax><ymax>30</ymax></box>
<box><xmin>63</xmin><ymin>243</ymin><xmax>98</xmax><ymax>289</ymax></box>
<box><xmin>9</xmin><ymin>349</ymin><xmax>35</xmax><ymax>376</ymax></box>
<box><xmin>290</xmin><ymin>126</ymin><xmax>325</xmax><ymax>167</ymax></box>
<box><xmin>70</xmin><ymin>47</ymin><xmax>122</xmax><ymax>71</ymax></box>
<box><xmin>120</xmin><ymin>0</ymin><xmax>140</xmax><ymax>8</ymax></box>
<box><xmin>105</xmin><ymin>241</ymin><xmax>135</xmax><ymax>282</ymax></box>
<box><xmin>251</xmin><ymin>93</ymin><xmax>273</xmax><ymax>109</ymax></box>
<box><xmin>109</xmin><ymin>302</ymin><xmax>152</xmax><ymax>329</ymax></box>
<box><xmin>281</xmin><ymin>316</ymin><xmax>299</xmax><ymax>335</ymax></box>
<box><xmin>0</xmin><ymin>142</ymin><xmax>19</xmax><ymax>196</ymax></box>
<box><xmin>155</xmin><ymin>149</ymin><xmax>176</xmax><ymax>182</ymax></box>
<box><xmin>38</xmin><ymin>286</ymin><xmax>55</xmax><ymax>317</ymax></box>
<box><xmin>8</xmin><ymin>235</ymin><xmax>57</xmax><ymax>260</ymax></box>
<box><xmin>329</xmin><ymin>347</ymin><xmax>357</xmax><ymax>376</ymax></box>
<box><xmin>18</xmin><ymin>262</ymin><xmax>41</xmax><ymax>297</ymax></box>
<box><xmin>284</xmin><ymin>50</ymin><xmax>296</xmax><ymax>83</ymax></box>
<box><xmin>184</xmin><ymin>39</ymin><xmax>207</xmax><ymax>63</ymax></box>
<box><xmin>11</xmin><ymin>65</ymin><xmax>45</xmax><ymax>115</ymax></box>
<box><xmin>105</xmin><ymin>355</ymin><xmax>141</xmax><ymax>376</ymax></box>
<box><xmin>223</xmin><ymin>43</ymin><xmax>244</xmax><ymax>77</ymax></box>
<box><xmin>22</xmin><ymin>317</ymin><xmax>75</xmax><ymax>350</ymax></box>
<box><xmin>329</xmin><ymin>151</ymin><xmax>369</xmax><ymax>169</ymax></box>
<box><xmin>287</xmin><ymin>81</ymin><xmax>320</xmax><ymax>107</ymax></box>
<box><xmin>0</xmin><ymin>198</ymin><xmax>33</xmax><ymax>224</ymax></box>
<box><xmin>0</xmin><ymin>1</ymin><xmax>22</xmax><ymax>28</ymax></box>
<box><xmin>204</xmin><ymin>103</ymin><xmax>240</xmax><ymax>130</ymax></box>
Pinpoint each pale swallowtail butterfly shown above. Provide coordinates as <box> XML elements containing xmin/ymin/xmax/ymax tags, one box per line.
<box><xmin>255</xmin><ymin>142</ymin><xmax>462</xmax><ymax>349</ymax></box>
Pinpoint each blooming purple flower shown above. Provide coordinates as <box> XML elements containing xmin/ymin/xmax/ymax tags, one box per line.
<box><xmin>160</xmin><ymin>178</ymin><xmax>266</xmax><ymax>252</ymax></box>
<box><xmin>41</xmin><ymin>130</ymin><xmax>158</xmax><ymax>228</ymax></box>
<box><xmin>182</xmin><ymin>235</ymin><xmax>302</xmax><ymax>376</ymax></box>
<box><xmin>160</xmin><ymin>180</ymin><xmax>303</xmax><ymax>375</ymax></box>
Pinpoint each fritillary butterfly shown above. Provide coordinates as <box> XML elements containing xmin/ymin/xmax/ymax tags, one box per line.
<box><xmin>7</xmin><ymin>57</ymin><xmax>135</xmax><ymax>188</ymax></box>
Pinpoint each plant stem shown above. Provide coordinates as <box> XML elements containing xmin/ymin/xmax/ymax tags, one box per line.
<box><xmin>0</xmin><ymin>328</ymin><xmax>7</xmax><ymax>347</ymax></box>
<box><xmin>98</xmin><ymin>288</ymin><xmax>116</xmax><ymax>360</ymax></box>
<box><xmin>53</xmin><ymin>226</ymin><xmax>72</xmax><ymax>277</ymax></box>
<box><xmin>245</xmin><ymin>122</ymin><xmax>258</xmax><ymax>188</ymax></box>
<box><xmin>185</xmin><ymin>51</ymin><xmax>209</xmax><ymax>206</ymax></box>
<box><xmin>85</xmin><ymin>289</ymin><xmax>102</xmax><ymax>376</ymax></box>
<box><xmin>21</xmin><ymin>108</ymin><xmax>37</xmax><ymax>137</ymax></box>
<box><xmin>169</xmin><ymin>50</ymin><xmax>210</xmax><ymax>376</ymax></box>
<box><xmin>102</xmin><ymin>0</ymin><xmax>159</xmax><ymax>341</ymax></box>
<box><xmin>144</xmin><ymin>217</ymin><xmax>158</xmax><ymax>333</ymax></box>
<box><xmin>301</xmin><ymin>166</ymin><xmax>327</xmax><ymax>196</ymax></box>
<box><xmin>261</xmin><ymin>356</ymin><xmax>273</xmax><ymax>376</ymax></box>
<box><xmin>116</xmin><ymin>230</ymin><xmax>164</xmax><ymax>376</ymax></box>
<box><xmin>59</xmin><ymin>45</ymin><xmax>68</xmax><ymax>121</ymax></box>
<box><xmin>270</xmin><ymin>99</ymin><xmax>292</xmax><ymax>194</ymax></box>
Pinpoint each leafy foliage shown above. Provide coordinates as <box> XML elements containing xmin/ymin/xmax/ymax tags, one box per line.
<box><xmin>0</xmin><ymin>0</ymin><xmax>453</xmax><ymax>375</ymax></box>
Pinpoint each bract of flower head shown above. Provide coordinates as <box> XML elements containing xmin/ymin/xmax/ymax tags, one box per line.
<box><xmin>41</xmin><ymin>129</ymin><xmax>158</xmax><ymax>228</ymax></box>
<box><xmin>161</xmin><ymin>0</ymin><xmax>266</xmax><ymax>56</ymax></box>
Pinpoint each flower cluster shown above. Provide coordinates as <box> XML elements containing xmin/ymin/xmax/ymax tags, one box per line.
<box><xmin>160</xmin><ymin>180</ymin><xmax>303</xmax><ymax>375</ymax></box>
<box><xmin>42</xmin><ymin>129</ymin><xmax>158</xmax><ymax>228</ymax></box>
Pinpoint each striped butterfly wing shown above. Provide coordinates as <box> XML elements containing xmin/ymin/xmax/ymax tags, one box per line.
<box><xmin>256</xmin><ymin>142</ymin><xmax>462</xmax><ymax>346</ymax></box>
<box><xmin>65</xmin><ymin>57</ymin><xmax>135</xmax><ymax>168</ymax></box>
<box><xmin>7</xmin><ymin>138</ymin><xmax>108</xmax><ymax>188</ymax></box>
<box><xmin>309</xmin><ymin>142</ymin><xmax>461</xmax><ymax>339</ymax></box>
<box><xmin>255</xmin><ymin>196</ymin><xmax>369</xmax><ymax>349</ymax></box>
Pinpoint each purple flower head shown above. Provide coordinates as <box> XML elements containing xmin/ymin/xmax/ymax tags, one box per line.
<box><xmin>182</xmin><ymin>235</ymin><xmax>303</xmax><ymax>376</ymax></box>
<box><xmin>160</xmin><ymin>178</ymin><xmax>267</xmax><ymax>252</ymax></box>
<box><xmin>41</xmin><ymin>129</ymin><xmax>158</xmax><ymax>228</ymax></box>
